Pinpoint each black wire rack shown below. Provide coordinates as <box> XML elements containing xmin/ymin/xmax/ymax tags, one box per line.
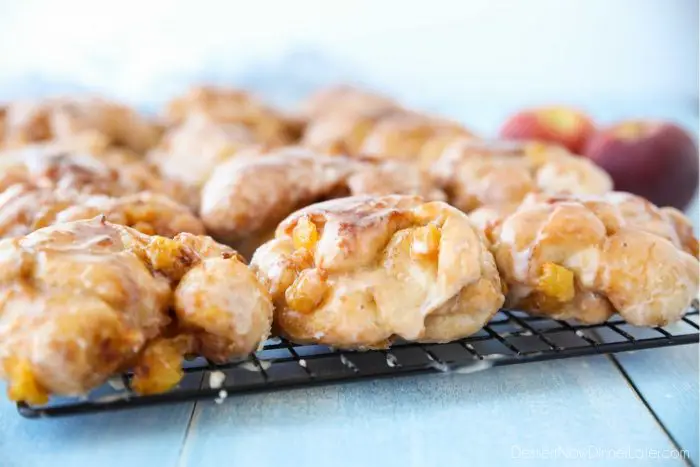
<box><xmin>18</xmin><ymin>307</ymin><xmax>699</xmax><ymax>418</ymax></box>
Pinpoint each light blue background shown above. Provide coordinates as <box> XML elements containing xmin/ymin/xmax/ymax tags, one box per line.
<box><xmin>0</xmin><ymin>0</ymin><xmax>697</xmax><ymax>109</ymax></box>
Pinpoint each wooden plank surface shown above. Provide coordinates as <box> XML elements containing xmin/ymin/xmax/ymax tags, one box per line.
<box><xmin>0</xmin><ymin>384</ymin><xmax>195</xmax><ymax>467</ymax></box>
<box><xmin>614</xmin><ymin>344</ymin><xmax>699</xmax><ymax>466</ymax></box>
<box><xmin>178</xmin><ymin>355</ymin><xmax>686</xmax><ymax>467</ymax></box>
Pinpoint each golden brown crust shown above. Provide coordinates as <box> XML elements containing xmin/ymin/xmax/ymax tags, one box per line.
<box><xmin>200</xmin><ymin>147</ymin><xmax>355</xmax><ymax>247</ymax></box>
<box><xmin>166</xmin><ymin>87</ymin><xmax>257</xmax><ymax>124</ymax></box>
<box><xmin>1</xmin><ymin>97</ymin><xmax>162</xmax><ymax>153</ymax></box>
<box><xmin>302</xmin><ymin>110</ymin><xmax>389</xmax><ymax>156</ymax></box>
<box><xmin>302</xmin><ymin>109</ymin><xmax>476</xmax><ymax>167</ymax></box>
<box><xmin>359</xmin><ymin>112</ymin><xmax>475</xmax><ymax>163</ymax></box>
<box><xmin>0</xmin><ymin>219</ymin><xmax>172</xmax><ymax>400</ymax></box>
<box><xmin>431</xmin><ymin>140</ymin><xmax>612</xmax><ymax>213</ymax></box>
<box><xmin>490</xmin><ymin>192</ymin><xmax>699</xmax><ymax>326</ymax></box>
<box><xmin>299</xmin><ymin>85</ymin><xmax>401</xmax><ymax>121</ymax></box>
<box><xmin>251</xmin><ymin>195</ymin><xmax>504</xmax><ymax>348</ymax></box>
<box><xmin>175</xmin><ymin>254</ymin><xmax>272</xmax><ymax>361</ymax></box>
<box><xmin>300</xmin><ymin>86</ymin><xmax>475</xmax><ymax>164</ymax></box>
<box><xmin>0</xmin><ymin>218</ymin><xmax>272</xmax><ymax>401</ymax></box>
<box><xmin>0</xmin><ymin>144</ymin><xmax>195</xmax><ymax>205</ymax></box>
<box><xmin>0</xmin><ymin>186</ymin><xmax>205</xmax><ymax>239</ymax></box>
<box><xmin>199</xmin><ymin>148</ymin><xmax>445</xmax><ymax>255</ymax></box>
<box><xmin>346</xmin><ymin>160</ymin><xmax>447</xmax><ymax>202</ymax></box>
<box><xmin>0</xmin><ymin>106</ymin><xmax>6</xmax><ymax>142</ymax></box>
<box><xmin>164</xmin><ymin>86</ymin><xmax>300</xmax><ymax>144</ymax></box>
<box><xmin>148</xmin><ymin>113</ymin><xmax>258</xmax><ymax>189</ymax></box>
<box><xmin>661</xmin><ymin>206</ymin><xmax>699</xmax><ymax>258</ymax></box>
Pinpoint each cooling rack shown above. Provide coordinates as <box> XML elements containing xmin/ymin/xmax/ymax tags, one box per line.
<box><xmin>18</xmin><ymin>307</ymin><xmax>699</xmax><ymax>418</ymax></box>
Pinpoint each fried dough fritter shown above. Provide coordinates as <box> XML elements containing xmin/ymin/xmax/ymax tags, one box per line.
<box><xmin>0</xmin><ymin>218</ymin><xmax>272</xmax><ymax>403</ymax></box>
<box><xmin>303</xmin><ymin>110</ymin><xmax>476</xmax><ymax>168</ymax></box>
<box><xmin>359</xmin><ymin>112</ymin><xmax>476</xmax><ymax>164</ymax></box>
<box><xmin>251</xmin><ymin>195</ymin><xmax>504</xmax><ymax>348</ymax></box>
<box><xmin>300</xmin><ymin>86</ymin><xmax>476</xmax><ymax>165</ymax></box>
<box><xmin>199</xmin><ymin>147</ymin><xmax>445</xmax><ymax>256</ymax></box>
<box><xmin>487</xmin><ymin>192</ymin><xmax>699</xmax><ymax>326</ymax></box>
<box><xmin>147</xmin><ymin>113</ymin><xmax>259</xmax><ymax>189</ymax></box>
<box><xmin>298</xmin><ymin>85</ymin><xmax>401</xmax><ymax>121</ymax></box>
<box><xmin>431</xmin><ymin>140</ymin><xmax>613</xmax><ymax>216</ymax></box>
<box><xmin>0</xmin><ymin>186</ymin><xmax>205</xmax><ymax>239</ymax></box>
<box><xmin>164</xmin><ymin>86</ymin><xmax>301</xmax><ymax>144</ymax></box>
<box><xmin>0</xmin><ymin>144</ymin><xmax>195</xmax><ymax>205</ymax></box>
<box><xmin>1</xmin><ymin>96</ymin><xmax>162</xmax><ymax>153</ymax></box>
<box><xmin>302</xmin><ymin>109</ymin><xmax>389</xmax><ymax>156</ymax></box>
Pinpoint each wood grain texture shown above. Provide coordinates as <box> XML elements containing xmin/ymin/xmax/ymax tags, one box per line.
<box><xmin>614</xmin><ymin>345</ymin><xmax>699</xmax><ymax>466</ymax></box>
<box><xmin>0</xmin><ymin>384</ymin><xmax>195</xmax><ymax>467</ymax></box>
<box><xmin>178</xmin><ymin>356</ymin><xmax>684</xmax><ymax>467</ymax></box>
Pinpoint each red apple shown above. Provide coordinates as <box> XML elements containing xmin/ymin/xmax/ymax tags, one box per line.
<box><xmin>584</xmin><ymin>121</ymin><xmax>698</xmax><ymax>210</ymax></box>
<box><xmin>499</xmin><ymin>106</ymin><xmax>595</xmax><ymax>154</ymax></box>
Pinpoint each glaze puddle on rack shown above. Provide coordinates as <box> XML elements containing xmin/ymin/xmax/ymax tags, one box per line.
<box><xmin>17</xmin><ymin>308</ymin><xmax>700</xmax><ymax>418</ymax></box>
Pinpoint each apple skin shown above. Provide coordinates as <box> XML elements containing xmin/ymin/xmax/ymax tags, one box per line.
<box><xmin>499</xmin><ymin>107</ymin><xmax>596</xmax><ymax>154</ymax></box>
<box><xmin>584</xmin><ymin>121</ymin><xmax>698</xmax><ymax>210</ymax></box>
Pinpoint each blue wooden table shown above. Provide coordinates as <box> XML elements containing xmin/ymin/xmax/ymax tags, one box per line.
<box><xmin>1</xmin><ymin>346</ymin><xmax>697</xmax><ymax>466</ymax></box>
<box><xmin>0</xmin><ymin>103</ymin><xmax>697</xmax><ymax>467</ymax></box>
